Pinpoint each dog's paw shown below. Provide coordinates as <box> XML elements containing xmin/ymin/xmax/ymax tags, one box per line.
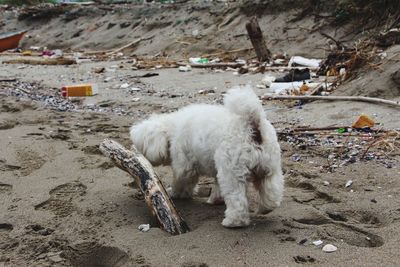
<box><xmin>222</xmin><ymin>216</ymin><xmax>250</xmax><ymax>228</ymax></box>
<box><xmin>256</xmin><ymin>206</ymin><xmax>274</xmax><ymax>215</ymax></box>
<box><xmin>206</xmin><ymin>196</ymin><xmax>225</xmax><ymax>205</ymax></box>
<box><xmin>166</xmin><ymin>187</ymin><xmax>192</xmax><ymax>199</ymax></box>
<box><xmin>257</xmin><ymin>199</ymin><xmax>280</xmax><ymax>214</ymax></box>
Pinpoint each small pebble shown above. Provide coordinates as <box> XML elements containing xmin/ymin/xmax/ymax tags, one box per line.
<box><xmin>345</xmin><ymin>180</ymin><xmax>353</xmax><ymax>188</ymax></box>
<box><xmin>322</xmin><ymin>244</ymin><xmax>337</xmax><ymax>253</ymax></box>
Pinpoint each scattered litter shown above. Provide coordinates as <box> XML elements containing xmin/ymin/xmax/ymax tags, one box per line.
<box><xmin>298</xmin><ymin>238</ymin><xmax>308</xmax><ymax>245</ymax></box>
<box><xmin>236</xmin><ymin>59</ymin><xmax>246</xmax><ymax>64</ymax></box>
<box><xmin>270</xmin><ymin>81</ymin><xmax>306</xmax><ymax>94</ymax></box>
<box><xmin>132</xmin><ymin>97</ymin><xmax>141</xmax><ymax>102</ymax></box>
<box><xmin>136</xmin><ymin>72</ymin><xmax>159</xmax><ymax>78</ymax></box>
<box><xmin>371</xmin><ymin>198</ymin><xmax>377</xmax><ymax>203</ymax></box>
<box><xmin>275</xmin><ymin>68</ymin><xmax>310</xmax><ymax>83</ymax></box>
<box><xmin>299</xmin><ymin>82</ymin><xmax>310</xmax><ymax>94</ymax></box>
<box><xmin>291</xmin><ymin>154</ymin><xmax>301</xmax><ymax>162</ymax></box>
<box><xmin>288</xmin><ymin>56</ymin><xmax>322</xmax><ymax>68</ymax></box>
<box><xmin>259</xmin><ymin>74</ymin><xmax>276</xmax><ymax>88</ymax></box>
<box><xmin>313</xmin><ymin>240</ymin><xmax>323</xmax><ymax>246</ymax></box>
<box><xmin>22</xmin><ymin>50</ymin><xmax>32</xmax><ymax>56</ymax></box>
<box><xmin>323</xmin><ymin>181</ymin><xmax>330</xmax><ymax>186</ymax></box>
<box><xmin>345</xmin><ymin>180</ymin><xmax>353</xmax><ymax>188</ymax></box>
<box><xmin>322</xmin><ymin>244</ymin><xmax>337</xmax><ymax>253</ymax></box>
<box><xmin>138</xmin><ymin>224</ymin><xmax>150</xmax><ymax>232</ymax></box>
<box><xmin>198</xmin><ymin>89</ymin><xmax>216</xmax><ymax>95</ymax></box>
<box><xmin>120</xmin><ymin>83</ymin><xmax>130</xmax><ymax>89</ymax></box>
<box><xmin>179</xmin><ymin>65</ymin><xmax>192</xmax><ymax>72</ymax></box>
<box><xmin>61</xmin><ymin>84</ymin><xmax>98</xmax><ymax>97</ymax></box>
<box><xmin>192</xmin><ymin>29</ymin><xmax>199</xmax><ymax>37</ymax></box>
<box><xmin>129</xmin><ymin>87</ymin><xmax>141</xmax><ymax>92</ymax></box>
<box><xmin>352</xmin><ymin>114</ymin><xmax>375</xmax><ymax>129</ymax></box>
<box><xmin>189</xmin><ymin>57</ymin><xmax>208</xmax><ymax>64</ymax></box>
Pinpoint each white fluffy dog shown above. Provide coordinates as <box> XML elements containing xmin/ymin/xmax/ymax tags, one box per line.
<box><xmin>130</xmin><ymin>86</ymin><xmax>284</xmax><ymax>227</ymax></box>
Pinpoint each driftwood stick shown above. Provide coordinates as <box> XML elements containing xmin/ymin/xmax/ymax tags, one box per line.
<box><xmin>84</xmin><ymin>36</ymin><xmax>153</xmax><ymax>55</ymax></box>
<box><xmin>2</xmin><ymin>57</ymin><xmax>76</xmax><ymax>65</ymax></box>
<box><xmin>177</xmin><ymin>62</ymin><xmax>245</xmax><ymax>68</ymax></box>
<box><xmin>200</xmin><ymin>47</ymin><xmax>254</xmax><ymax>58</ymax></box>
<box><xmin>107</xmin><ymin>38</ymin><xmax>144</xmax><ymax>55</ymax></box>
<box><xmin>99</xmin><ymin>139</ymin><xmax>190</xmax><ymax>235</ymax></box>
<box><xmin>245</xmin><ymin>16</ymin><xmax>271</xmax><ymax>62</ymax></box>
<box><xmin>262</xmin><ymin>94</ymin><xmax>400</xmax><ymax>108</ymax></box>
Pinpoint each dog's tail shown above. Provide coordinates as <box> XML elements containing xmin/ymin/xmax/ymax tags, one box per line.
<box><xmin>129</xmin><ymin>114</ymin><xmax>171</xmax><ymax>166</ymax></box>
<box><xmin>224</xmin><ymin>85</ymin><xmax>265</xmax><ymax>144</ymax></box>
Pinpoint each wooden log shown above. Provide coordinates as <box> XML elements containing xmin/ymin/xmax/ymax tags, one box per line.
<box><xmin>99</xmin><ymin>139</ymin><xmax>190</xmax><ymax>235</ymax></box>
<box><xmin>262</xmin><ymin>94</ymin><xmax>400</xmax><ymax>108</ymax></box>
<box><xmin>245</xmin><ymin>17</ymin><xmax>271</xmax><ymax>62</ymax></box>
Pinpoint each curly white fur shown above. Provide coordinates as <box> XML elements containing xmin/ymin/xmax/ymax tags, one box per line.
<box><xmin>130</xmin><ymin>86</ymin><xmax>284</xmax><ymax>228</ymax></box>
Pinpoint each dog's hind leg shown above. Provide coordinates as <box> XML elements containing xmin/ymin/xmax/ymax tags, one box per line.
<box><xmin>255</xmin><ymin>167</ymin><xmax>284</xmax><ymax>214</ymax></box>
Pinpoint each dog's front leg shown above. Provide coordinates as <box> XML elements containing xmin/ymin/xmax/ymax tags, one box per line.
<box><xmin>217</xmin><ymin>169</ymin><xmax>250</xmax><ymax>228</ymax></box>
<box><xmin>256</xmin><ymin>167</ymin><xmax>284</xmax><ymax>214</ymax></box>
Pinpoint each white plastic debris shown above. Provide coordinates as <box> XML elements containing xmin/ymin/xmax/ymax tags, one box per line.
<box><xmin>52</xmin><ymin>49</ymin><xmax>63</xmax><ymax>58</ymax></box>
<box><xmin>288</xmin><ymin>56</ymin><xmax>322</xmax><ymax>68</ymax></box>
<box><xmin>30</xmin><ymin>46</ymin><xmax>41</xmax><ymax>51</ymax></box>
<box><xmin>322</xmin><ymin>244</ymin><xmax>337</xmax><ymax>253</ymax></box>
<box><xmin>132</xmin><ymin>97</ymin><xmax>141</xmax><ymax>102</ymax></box>
<box><xmin>138</xmin><ymin>224</ymin><xmax>150</xmax><ymax>232</ymax></box>
<box><xmin>129</xmin><ymin>87</ymin><xmax>141</xmax><ymax>92</ymax></box>
<box><xmin>269</xmin><ymin>81</ymin><xmax>305</xmax><ymax>94</ymax></box>
<box><xmin>313</xmin><ymin>240</ymin><xmax>323</xmax><ymax>246</ymax></box>
<box><xmin>236</xmin><ymin>59</ymin><xmax>246</xmax><ymax>64</ymax></box>
<box><xmin>260</xmin><ymin>74</ymin><xmax>276</xmax><ymax>88</ymax></box>
<box><xmin>323</xmin><ymin>181</ymin><xmax>330</xmax><ymax>186</ymax></box>
<box><xmin>120</xmin><ymin>83</ymin><xmax>129</xmax><ymax>89</ymax></box>
<box><xmin>192</xmin><ymin>29</ymin><xmax>199</xmax><ymax>37</ymax></box>
<box><xmin>179</xmin><ymin>65</ymin><xmax>192</xmax><ymax>72</ymax></box>
<box><xmin>345</xmin><ymin>180</ymin><xmax>353</xmax><ymax>188</ymax></box>
<box><xmin>273</xmin><ymin>58</ymin><xmax>286</xmax><ymax>65</ymax></box>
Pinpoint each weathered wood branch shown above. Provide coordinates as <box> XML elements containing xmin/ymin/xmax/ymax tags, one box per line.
<box><xmin>99</xmin><ymin>139</ymin><xmax>190</xmax><ymax>235</ymax></box>
<box><xmin>3</xmin><ymin>57</ymin><xmax>76</xmax><ymax>65</ymax></box>
<box><xmin>262</xmin><ymin>94</ymin><xmax>400</xmax><ymax>108</ymax></box>
<box><xmin>245</xmin><ymin>16</ymin><xmax>271</xmax><ymax>62</ymax></box>
<box><xmin>177</xmin><ymin>62</ymin><xmax>245</xmax><ymax>68</ymax></box>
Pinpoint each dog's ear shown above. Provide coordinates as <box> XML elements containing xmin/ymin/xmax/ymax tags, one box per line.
<box><xmin>250</xmin><ymin>122</ymin><xmax>263</xmax><ymax>145</ymax></box>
